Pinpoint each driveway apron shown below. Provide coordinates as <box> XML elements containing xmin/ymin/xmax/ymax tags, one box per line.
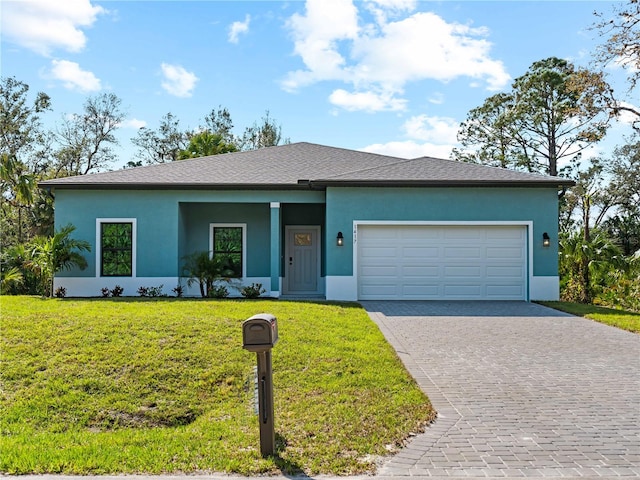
<box><xmin>363</xmin><ymin>301</ymin><xmax>640</xmax><ymax>478</ymax></box>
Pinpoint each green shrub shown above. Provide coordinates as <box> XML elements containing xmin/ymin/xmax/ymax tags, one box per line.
<box><xmin>240</xmin><ymin>283</ymin><xmax>265</xmax><ymax>299</ymax></box>
<box><xmin>137</xmin><ymin>285</ymin><xmax>165</xmax><ymax>297</ymax></box>
<box><xmin>208</xmin><ymin>285</ymin><xmax>229</xmax><ymax>298</ymax></box>
<box><xmin>596</xmin><ymin>277</ymin><xmax>640</xmax><ymax>312</ymax></box>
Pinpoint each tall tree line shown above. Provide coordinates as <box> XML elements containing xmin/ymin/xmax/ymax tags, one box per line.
<box><xmin>0</xmin><ymin>80</ymin><xmax>289</xmax><ymax>294</ymax></box>
<box><xmin>451</xmin><ymin>0</ymin><xmax>639</xmax><ymax>306</ymax></box>
<box><xmin>129</xmin><ymin>108</ymin><xmax>288</xmax><ymax>166</ymax></box>
<box><xmin>0</xmin><ymin>78</ymin><xmax>289</xmax><ymax>247</ymax></box>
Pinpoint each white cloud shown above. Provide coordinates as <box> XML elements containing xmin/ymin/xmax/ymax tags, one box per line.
<box><xmin>402</xmin><ymin>115</ymin><xmax>459</xmax><ymax>144</ymax></box>
<box><xmin>361</xmin><ymin>141</ymin><xmax>454</xmax><ymax>159</ymax></box>
<box><xmin>352</xmin><ymin>12</ymin><xmax>509</xmax><ymax>90</ymax></box>
<box><xmin>361</xmin><ymin>113</ymin><xmax>459</xmax><ymax>159</ymax></box>
<box><xmin>121</xmin><ymin>118</ymin><xmax>147</xmax><ymax>129</ymax></box>
<box><xmin>1</xmin><ymin>0</ymin><xmax>105</xmax><ymax>56</ymax></box>
<box><xmin>47</xmin><ymin>60</ymin><xmax>102</xmax><ymax>92</ymax></box>
<box><xmin>364</xmin><ymin>0</ymin><xmax>416</xmax><ymax>25</ymax></box>
<box><xmin>329</xmin><ymin>88</ymin><xmax>406</xmax><ymax>112</ymax></box>
<box><xmin>160</xmin><ymin>63</ymin><xmax>198</xmax><ymax>98</ymax></box>
<box><xmin>283</xmin><ymin>0</ymin><xmax>360</xmax><ymax>90</ymax></box>
<box><xmin>367</xmin><ymin>0</ymin><xmax>416</xmax><ymax>9</ymax></box>
<box><xmin>229</xmin><ymin>15</ymin><xmax>251</xmax><ymax>44</ymax></box>
<box><xmin>617</xmin><ymin>101</ymin><xmax>640</xmax><ymax>125</ymax></box>
<box><xmin>283</xmin><ymin>1</ymin><xmax>510</xmax><ymax>111</ymax></box>
<box><xmin>611</xmin><ymin>50</ymin><xmax>640</xmax><ymax>73</ymax></box>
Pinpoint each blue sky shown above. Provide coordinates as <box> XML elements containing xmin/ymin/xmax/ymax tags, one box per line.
<box><xmin>1</xmin><ymin>0</ymin><xmax>636</xmax><ymax>169</ymax></box>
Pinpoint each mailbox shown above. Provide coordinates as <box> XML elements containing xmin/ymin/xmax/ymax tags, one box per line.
<box><xmin>243</xmin><ymin>314</ymin><xmax>278</xmax><ymax>352</ymax></box>
<box><xmin>243</xmin><ymin>313</ymin><xmax>278</xmax><ymax>456</ymax></box>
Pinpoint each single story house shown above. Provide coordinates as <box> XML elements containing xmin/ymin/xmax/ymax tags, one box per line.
<box><xmin>40</xmin><ymin>142</ymin><xmax>573</xmax><ymax>301</ymax></box>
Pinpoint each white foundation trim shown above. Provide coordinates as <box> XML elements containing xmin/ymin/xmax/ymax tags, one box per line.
<box><xmin>54</xmin><ymin>276</ymin><xmax>274</xmax><ymax>298</ymax></box>
<box><xmin>530</xmin><ymin>276</ymin><xmax>560</xmax><ymax>300</ymax></box>
<box><xmin>325</xmin><ymin>275</ymin><xmax>358</xmax><ymax>301</ymax></box>
<box><xmin>55</xmin><ymin>276</ymin><xmax>178</xmax><ymax>298</ymax></box>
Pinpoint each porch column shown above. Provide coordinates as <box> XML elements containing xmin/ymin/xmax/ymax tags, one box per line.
<box><xmin>269</xmin><ymin>202</ymin><xmax>281</xmax><ymax>298</ymax></box>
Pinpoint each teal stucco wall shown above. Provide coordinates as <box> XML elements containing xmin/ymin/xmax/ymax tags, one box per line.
<box><xmin>325</xmin><ymin>186</ymin><xmax>560</xmax><ymax>277</ymax></box>
<box><xmin>53</xmin><ymin>185</ymin><xmax>560</xmax><ymax>292</ymax></box>
<box><xmin>179</xmin><ymin>202</ymin><xmax>270</xmax><ymax>277</ymax></box>
<box><xmin>53</xmin><ymin>188</ymin><xmax>325</xmax><ymax>280</ymax></box>
<box><xmin>54</xmin><ymin>189</ymin><xmax>180</xmax><ymax>278</ymax></box>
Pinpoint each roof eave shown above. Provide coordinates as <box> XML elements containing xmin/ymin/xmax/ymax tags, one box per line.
<box><xmin>37</xmin><ymin>182</ymin><xmax>313</xmax><ymax>191</ymax></box>
<box><xmin>39</xmin><ymin>178</ymin><xmax>576</xmax><ymax>190</ymax></box>
<box><xmin>310</xmin><ymin>179</ymin><xmax>576</xmax><ymax>188</ymax></box>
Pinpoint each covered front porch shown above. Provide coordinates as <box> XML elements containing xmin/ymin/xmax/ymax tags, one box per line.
<box><xmin>178</xmin><ymin>199</ymin><xmax>326</xmax><ymax>298</ymax></box>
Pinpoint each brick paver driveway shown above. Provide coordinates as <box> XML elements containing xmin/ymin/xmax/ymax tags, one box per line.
<box><xmin>363</xmin><ymin>301</ymin><xmax>640</xmax><ymax>478</ymax></box>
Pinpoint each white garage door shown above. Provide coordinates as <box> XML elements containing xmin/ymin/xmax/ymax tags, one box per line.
<box><xmin>358</xmin><ymin>225</ymin><xmax>527</xmax><ymax>300</ymax></box>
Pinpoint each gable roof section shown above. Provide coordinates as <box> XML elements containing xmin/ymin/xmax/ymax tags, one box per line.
<box><xmin>40</xmin><ymin>142</ymin><xmax>574</xmax><ymax>189</ymax></box>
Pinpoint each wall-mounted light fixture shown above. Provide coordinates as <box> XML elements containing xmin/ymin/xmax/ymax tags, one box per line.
<box><xmin>542</xmin><ymin>232</ymin><xmax>550</xmax><ymax>247</ymax></box>
<box><xmin>336</xmin><ymin>231</ymin><xmax>344</xmax><ymax>247</ymax></box>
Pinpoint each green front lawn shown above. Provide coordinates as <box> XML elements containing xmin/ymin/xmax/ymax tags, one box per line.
<box><xmin>539</xmin><ymin>301</ymin><xmax>640</xmax><ymax>334</ymax></box>
<box><xmin>0</xmin><ymin>297</ymin><xmax>434</xmax><ymax>475</ymax></box>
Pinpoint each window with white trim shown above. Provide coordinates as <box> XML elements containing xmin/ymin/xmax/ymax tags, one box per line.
<box><xmin>210</xmin><ymin>224</ymin><xmax>245</xmax><ymax>278</ymax></box>
<box><xmin>98</xmin><ymin>219</ymin><xmax>136</xmax><ymax>277</ymax></box>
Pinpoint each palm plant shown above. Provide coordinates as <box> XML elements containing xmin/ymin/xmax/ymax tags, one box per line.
<box><xmin>181</xmin><ymin>251</ymin><xmax>236</xmax><ymax>298</ymax></box>
<box><xmin>26</xmin><ymin>224</ymin><xmax>91</xmax><ymax>297</ymax></box>
<box><xmin>559</xmin><ymin>229</ymin><xmax>623</xmax><ymax>303</ymax></box>
<box><xmin>1</xmin><ymin>244</ymin><xmax>30</xmax><ymax>294</ymax></box>
<box><xmin>0</xmin><ymin>266</ymin><xmax>23</xmax><ymax>294</ymax></box>
<box><xmin>178</xmin><ymin>131</ymin><xmax>237</xmax><ymax>159</ymax></box>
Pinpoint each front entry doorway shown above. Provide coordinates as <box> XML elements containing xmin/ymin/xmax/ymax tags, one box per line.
<box><xmin>284</xmin><ymin>226</ymin><xmax>322</xmax><ymax>296</ymax></box>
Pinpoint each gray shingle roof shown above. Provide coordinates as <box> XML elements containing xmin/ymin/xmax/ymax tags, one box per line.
<box><xmin>40</xmin><ymin>142</ymin><xmax>574</xmax><ymax>189</ymax></box>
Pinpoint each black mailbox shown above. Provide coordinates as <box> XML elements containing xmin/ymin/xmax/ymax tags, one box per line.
<box><xmin>243</xmin><ymin>314</ymin><xmax>278</xmax><ymax>352</ymax></box>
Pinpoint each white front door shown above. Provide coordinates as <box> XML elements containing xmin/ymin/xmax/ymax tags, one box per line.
<box><xmin>284</xmin><ymin>226</ymin><xmax>321</xmax><ymax>295</ymax></box>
